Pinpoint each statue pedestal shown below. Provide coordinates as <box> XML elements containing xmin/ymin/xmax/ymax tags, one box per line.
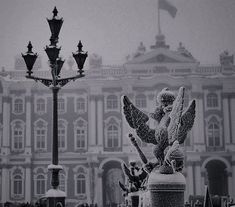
<box><xmin>128</xmin><ymin>192</ymin><xmax>140</xmax><ymax>207</ymax></box>
<box><xmin>148</xmin><ymin>170</ymin><xmax>186</xmax><ymax>207</ymax></box>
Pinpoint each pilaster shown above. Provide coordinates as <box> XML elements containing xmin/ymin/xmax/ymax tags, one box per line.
<box><xmin>2</xmin><ymin>96</ymin><xmax>10</xmax><ymax>155</ymax></box>
<box><xmin>25</xmin><ymin>167</ymin><xmax>31</xmax><ymax>202</ymax></box>
<box><xmin>25</xmin><ymin>95</ymin><xmax>32</xmax><ymax>154</ymax></box>
<box><xmin>223</xmin><ymin>97</ymin><xmax>231</xmax><ymax>144</ymax></box>
<box><xmin>89</xmin><ymin>95</ymin><xmax>97</xmax><ymax>146</ymax></box>
<box><xmin>97</xmin><ymin>96</ymin><xmax>104</xmax><ymax>148</ymax></box>
<box><xmin>1</xmin><ymin>167</ymin><xmax>10</xmax><ymax>202</ymax></box>
<box><xmin>230</xmin><ymin>98</ymin><xmax>235</xmax><ymax>143</ymax></box>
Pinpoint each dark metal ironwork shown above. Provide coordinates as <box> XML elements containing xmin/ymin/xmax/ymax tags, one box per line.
<box><xmin>22</xmin><ymin>7</ymin><xmax>87</xmax><ymax>207</ymax></box>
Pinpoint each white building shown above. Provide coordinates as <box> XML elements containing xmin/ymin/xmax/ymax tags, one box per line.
<box><xmin>0</xmin><ymin>34</ymin><xmax>235</xmax><ymax>207</ymax></box>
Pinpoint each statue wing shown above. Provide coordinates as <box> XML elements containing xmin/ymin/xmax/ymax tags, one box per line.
<box><xmin>122</xmin><ymin>95</ymin><xmax>149</xmax><ymax>129</ymax></box>
<box><xmin>177</xmin><ymin>100</ymin><xmax>196</xmax><ymax>144</ymax></box>
<box><xmin>122</xmin><ymin>95</ymin><xmax>157</xmax><ymax>145</ymax></box>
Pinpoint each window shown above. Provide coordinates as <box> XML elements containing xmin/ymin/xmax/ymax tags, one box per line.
<box><xmin>35</xmin><ymin>174</ymin><xmax>46</xmax><ymax>195</ymax></box>
<box><xmin>208</xmin><ymin>123</ymin><xmax>220</xmax><ymax>147</ymax></box>
<box><xmin>58</xmin><ymin>120</ymin><xmax>67</xmax><ymax>150</ymax></box>
<box><xmin>34</xmin><ymin>119</ymin><xmax>47</xmax><ymax>151</ymax></box>
<box><xmin>13</xmin><ymin>98</ymin><xmax>24</xmax><ymax>114</ymax></box>
<box><xmin>76</xmin><ymin>98</ymin><xmax>86</xmax><ymax>113</ymax></box>
<box><xmin>74</xmin><ymin>119</ymin><xmax>87</xmax><ymax>150</ymax></box>
<box><xmin>106</xmin><ymin>95</ymin><xmax>118</xmax><ymax>110</ymax></box>
<box><xmin>76</xmin><ymin>174</ymin><xmax>86</xmax><ymax>195</ymax></box>
<box><xmin>207</xmin><ymin>93</ymin><xmax>218</xmax><ymax>108</ymax></box>
<box><xmin>107</xmin><ymin>125</ymin><xmax>119</xmax><ymax>148</ymax></box>
<box><xmin>13</xmin><ymin>175</ymin><xmax>23</xmax><ymax>196</ymax></box>
<box><xmin>135</xmin><ymin>94</ymin><xmax>147</xmax><ymax>108</ymax></box>
<box><xmin>58</xmin><ymin>98</ymin><xmax>65</xmax><ymax>113</ymax></box>
<box><xmin>59</xmin><ymin>173</ymin><xmax>66</xmax><ymax>192</ymax></box>
<box><xmin>36</xmin><ymin>98</ymin><xmax>46</xmax><ymax>114</ymax></box>
<box><xmin>12</xmin><ymin>120</ymin><xmax>24</xmax><ymax>151</ymax></box>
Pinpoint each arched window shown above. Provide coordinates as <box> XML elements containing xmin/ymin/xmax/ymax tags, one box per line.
<box><xmin>36</xmin><ymin>98</ymin><xmax>46</xmax><ymax>114</ymax></box>
<box><xmin>208</xmin><ymin>122</ymin><xmax>220</xmax><ymax>147</ymax></box>
<box><xmin>74</xmin><ymin>119</ymin><xmax>87</xmax><ymax>150</ymax></box>
<box><xmin>76</xmin><ymin>174</ymin><xmax>86</xmax><ymax>195</ymax></box>
<box><xmin>13</xmin><ymin>174</ymin><xmax>23</xmax><ymax>196</ymax></box>
<box><xmin>106</xmin><ymin>95</ymin><xmax>118</xmax><ymax>110</ymax></box>
<box><xmin>207</xmin><ymin>93</ymin><xmax>218</xmax><ymax>108</ymax></box>
<box><xmin>135</xmin><ymin>94</ymin><xmax>147</xmax><ymax>108</ymax></box>
<box><xmin>58</xmin><ymin>120</ymin><xmax>67</xmax><ymax>150</ymax></box>
<box><xmin>58</xmin><ymin>98</ymin><xmax>65</xmax><ymax>113</ymax></box>
<box><xmin>59</xmin><ymin>173</ymin><xmax>66</xmax><ymax>192</ymax></box>
<box><xmin>76</xmin><ymin>98</ymin><xmax>86</xmax><ymax>113</ymax></box>
<box><xmin>107</xmin><ymin>125</ymin><xmax>119</xmax><ymax>148</ymax></box>
<box><xmin>36</xmin><ymin>174</ymin><xmax>46</xmax><ymax>195</ymax></box>
<box><xmin>14</xmin><ymin>98</ymin><xmax>24</xmax><ymax>114</ymax></box>
<box><xmin>34</xmin><ymin>119</ymin><xmax>47</xmax><ymax>151</ymax></box>
<box><xmin>12</xmin><ymin>120</ymin><xmax>24</xmax><ymax>151</ymax></box>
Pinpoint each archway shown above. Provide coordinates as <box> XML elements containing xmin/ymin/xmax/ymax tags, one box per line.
<box><xmin>102</xmin><ymin>160</ymin><xmax>125</xmax><ymax>207</ymax></box>
<box><xmin>205</xmin><ymin>160</ymin><xmax>228</xmax><ymax>196</ymax></box>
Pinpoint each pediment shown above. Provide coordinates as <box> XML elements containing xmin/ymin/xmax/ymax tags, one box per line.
<box><xmin>127</xmin><ymin>48</ymin><xmax>196</xmax><ymax>64</ymax></box>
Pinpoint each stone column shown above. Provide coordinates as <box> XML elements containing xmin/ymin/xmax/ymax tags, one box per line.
<box><xmin>148</xmin><ymin>171</ymin><xmax>186</xmax><ymax>207</ymax></box>
<box><xmin>232</xmin><ymin>159</ymin><xmax>235</xmax><ymax>199</ymax></box>
<box><xmin>195</xmin><ymin>164</ymin><xmax>202</xmax><ymax>195</ymax></box>
<box><xmin>222</xmin><ymin>96</ymin><xmax>231</xmax><ymax>144</ymax></box>
<box><xmin>25</xmin><ymin>167</ymin><xmax>31</xmax><ymax>202</ymax></box>
<box><xmin>194</xmin><ymin>97</ymin><xmax>205</xmax><ymax>148</ymax></box>
<box><xmin>2</xmin><ymin>96</ymin><xmax>10</xmax><ymax>155</ymax></box>
<box><xmin>186</xmin><ymin>164</ymin><xmax>194</xmax><ymax>197</ymax></box>
<box><xmin>97</xmin><ymin>96</ymin><xmax>104</xmax><ymax>148</ymax></box>
<box><xmin>89</xmin><ymin>95</ymin><xmax>97</xmax><ymax>147</ymax></box>
<box><xmin>94</xmin><ymin>169</ymin><xmax>103</xmax><ymax>206</ymax></box>
<box><xmin>25</xmin><ymin>95</ymin><xmax>32</xmax><ymax>154</ymax></box>
<box><xmin>230</xmin><ymin>97</ymin><xmax>235</xmax><ymax>144</ymax></box>
<box><xmin>1</xmin><ymin>166</ymin><xmax>10</xmax><ymax>202</ymax></box>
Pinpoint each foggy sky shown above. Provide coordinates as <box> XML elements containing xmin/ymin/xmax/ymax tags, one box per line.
<box><xmin>1</xmin><ymin>0</ymin><xmax>235</xmax><ymax>70</ymax></box>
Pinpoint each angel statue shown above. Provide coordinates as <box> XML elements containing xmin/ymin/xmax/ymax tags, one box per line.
<box><xmin>119</xmin><ymin>161</ymin><xmax>148</xmax><ymax>197</ymax></box>
<box><xmin>122</xmin><ymin>87</ymin><xmax>196</xmax><ymax>174</ymax></box>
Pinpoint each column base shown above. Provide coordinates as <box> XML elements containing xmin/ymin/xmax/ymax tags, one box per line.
<box><xmin>148</xmin><ymin>170</ymin><xmax>186</xmax><ymax>207</ymax></box>
<box><xmin>46</xmin><ymin>189</ymin><xmax>66</xmax><ymax>207</ymax></box>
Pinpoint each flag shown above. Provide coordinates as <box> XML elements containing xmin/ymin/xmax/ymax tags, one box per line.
<box><xmin>159</xmin><ymin>0</ymin><xmax>177</xmax><ymax>18</ymax></box>
<box><xmin>203</xmin><ymin>186</ymin><xmax>213</xmax><ymax>207</ymax></box>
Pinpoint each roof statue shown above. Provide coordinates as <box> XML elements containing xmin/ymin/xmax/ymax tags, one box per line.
<box><xmin>122</xmin><ymin>86</ymin><xmax>196</xmax><ymax>174</ymax></box>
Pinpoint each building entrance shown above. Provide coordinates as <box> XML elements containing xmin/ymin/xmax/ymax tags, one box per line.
<box><xmin>205</xmin><ymin>160</ymin><xmax>228</xmax><ymax>196</ymax></box>
<box><xmin>102</xmin><ymin>161</ymin><xmax>124</xmax><ymax>207</ymax></box>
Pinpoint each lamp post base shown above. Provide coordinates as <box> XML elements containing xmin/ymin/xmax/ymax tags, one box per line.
<box><xmin>46</xmin><ymin>189</ymin><xmax>66</xmax><ymax>207</ymax></box>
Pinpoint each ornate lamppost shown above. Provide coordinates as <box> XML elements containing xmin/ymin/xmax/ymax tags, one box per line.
<box><xmin>22</xmin><ymin>7</ymin><xmax>87</xmax><ymax>207</ymax></box>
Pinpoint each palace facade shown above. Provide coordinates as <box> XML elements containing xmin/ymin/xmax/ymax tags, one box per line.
<box><xmin>0</xmin><ymin>34</ymin><xmax>235</xmax><ymax>207</ymax></box>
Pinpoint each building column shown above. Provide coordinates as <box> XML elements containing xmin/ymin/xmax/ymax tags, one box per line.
<box><xmin>192</xmin><ymin>95</ymin><xmax>205</xmax><ymax>151</ymax></box>
<box><xmin>25</xmin><ymin>95</ymin><xmax>32</xmax><ymax>154</ymax></box>
<box><xmin>230</xmin><ymin>97</ymin><xmax>235</xmax><ymax>144</ymax></box>
<box><xmin>2</xmin><ymin>96</ymin><xmax>10</xmax><ymax>154</ymax></box>
<box><xmin>195</xmin><ymin>163</ymin><xmax>202</xmax><ymax>195</ymax></box>
<box><xmin>232</xmin><ymin>158</ymin><xmax>235</xmax><ymax>199</ymax></box>
<box><xmin>186</xmin><ymin>164</ymin><xmax>194</xmax><ymax>196</ymax></box>
<box><xmin>97</xmin><ymin>96</ymin><xmax>103</xmax><ymax>148</ymax></box>
<box><xmin>1</xmin><ymin>167</ymin><xmax>10</xmax><ymax>202</ymax></box>
<box><xmin>228</xmin><ymin>172</ymin><xmax>233</xmax><ymax>198</ymax></box>
<box><xmin>89</xmin><ymin>95</ymin><xmax>97</xmax><ymax>147</ymax></box>
<box><xmin>94</xmin><ymin>168</ymin><xmax>103</xmax><ymax>206</ymax></box>
<box><xmin>25</xmin><ymin>167</ymin><xmax>31</xmax><ymax>202</ymax></box>
<box><xmin>222</xmin><ymin>96</ymin><xmax>231</xmax><ymax>144</ymax></box>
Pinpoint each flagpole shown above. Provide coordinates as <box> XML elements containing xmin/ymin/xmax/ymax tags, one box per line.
<box><xmin>158</xmin><ymin>0</ymin><xmax>161</xmax><ymax>35</ymax></box>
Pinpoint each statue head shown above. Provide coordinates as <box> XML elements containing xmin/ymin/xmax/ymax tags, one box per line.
<box><xmin>169</xmin><ymin>147</ymin><xmax>184</xmax><ymax>172</ymax></box>
<box><xmin>156</xmin><ymin>88</ymin><xmax>175</xmax><ymax>107</ymax></box>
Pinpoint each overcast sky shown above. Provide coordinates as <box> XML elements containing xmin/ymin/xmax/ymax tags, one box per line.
<box><xmin>1</xmin><ymin>0</ymin><xmax>235</xmax><ymax>70</ymax></box>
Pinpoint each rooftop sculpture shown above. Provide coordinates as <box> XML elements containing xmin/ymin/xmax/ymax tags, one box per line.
<box><xmin>122</xmin><ymin>87</ymin><xmax>196</xmax><ymax>174</ymax></box>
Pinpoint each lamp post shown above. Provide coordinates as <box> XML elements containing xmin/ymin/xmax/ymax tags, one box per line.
<box><xmin>22</xmin><ymin>7</ymin><xmax>87</xmax><ymax>207</ymax></box>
